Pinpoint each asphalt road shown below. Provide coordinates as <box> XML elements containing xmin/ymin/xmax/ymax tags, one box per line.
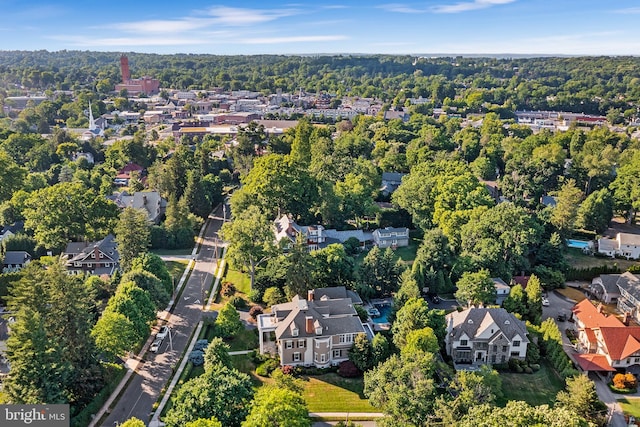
<box><xmin>101</xmin><ymin>206</ymin><xmax>225</xmax><ymax>426</ymax></box>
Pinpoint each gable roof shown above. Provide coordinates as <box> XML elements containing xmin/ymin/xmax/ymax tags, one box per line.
<box><xmin>574</xmin><ymin>353</ymin><xmax>616</xmax><ymax>372</ymax></box>
<box><xmin>598</xmin><ymin>327</ymin><xmax>640</xmax><ymax>360</ymax></box>
<box><xmin>2</xmin><ymin>251</ymin><xmax>31</xmax><ymax>266</ymax></box>
<box><xmin>597</xmin><ymin>274</ymin><xmax>624</xmax><ymax>294</ymax></box>
<box><xmin>572</xmin><ymin>299</ymin><xmax>624</xmax><ymax>329</ymax></box>
<box><xmin>447</xmin><ymin>307</ymin><xmax>528</xmax><ymax>343</ymax></box>
<box><xmin>617</xmin><ymin>273</ymin><xmax>640</xmax><ymax>301</ymax></box>
<box><xmin>619</xmin><ymin>233</ymin><xmax>640</xmax><ymax>247</ymax></box>
<box><xmin>64</xmin><ymin>234</ymin><xmax>119</xmax><ymax>264</ymax></box>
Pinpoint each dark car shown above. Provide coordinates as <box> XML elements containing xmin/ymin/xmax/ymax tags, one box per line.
<box><xmin>429</xmin><ymin>294</ymin><xmax>440</xmax><ymax>304</ymax></box>
<box><xmin>557</xmin><ymin>313</ymin><xmax>567</xmax><ymax>322</ymax></box>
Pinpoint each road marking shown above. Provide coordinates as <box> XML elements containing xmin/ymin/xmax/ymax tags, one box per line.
<box><xmin>194</xmin><ymin>299</ymin><xmax>201</xmax><ymax>304</ymax></box>
<box><xmin>183</xmin><ymin>296</ymin><xmax>190</xmax><ymax>300</ymax></box>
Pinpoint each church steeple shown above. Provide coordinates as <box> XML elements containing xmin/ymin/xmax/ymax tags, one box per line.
<box><xmin>88</xmin><ymin>101</ymin><xmax>96</xmax><ymax>131</ymax></box>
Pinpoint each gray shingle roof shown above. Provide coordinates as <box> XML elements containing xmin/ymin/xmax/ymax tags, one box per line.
<box><xmin>447</xmin><ymin>307</ymin><xmax>528</xmax><ymax>343</ymax></box>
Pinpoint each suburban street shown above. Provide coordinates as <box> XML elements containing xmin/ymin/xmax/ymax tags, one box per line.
<box><xmin>100</xmin><ymin>205</ymin><xmax>225</xmax><ymax>426</ymax></box>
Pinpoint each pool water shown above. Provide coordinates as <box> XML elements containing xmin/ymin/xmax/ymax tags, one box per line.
<box><xmin>371</xmin><ymin>304</ymin><xmax>392</xmax><ymax>324</ymax></box>
<box><xmin>566</xmin><ymin>239</ymin><xmax>590</xmax><ymax>249</ymax></box>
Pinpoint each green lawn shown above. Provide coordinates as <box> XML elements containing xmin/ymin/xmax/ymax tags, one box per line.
<box><xmin>618</xmin><ymin>397</ymin><xmax>640</xmax><ymax>418</ymax></box>
<box><xmin>165</xmin><ymin>260</ymin><xmax>190</xmax><ymax>284</ymax></box>
<box><xmin>498</xmin><ymin>361</ymin><xmax>565</xmax><ymax>407</ymax></box>
<box><xmin>224</xmin><ymin>269</ymin><xmax>252</xmax><ymax>296</ymax></box>
<box><xmin>302</xmin><ymin>373</ymin><xmax>376</xmax><ymax>413</ymax></box>
<box><xmin>152</xmin><ymin>248</ymin><xmax>193</xmax><ymax>256</ymax></box>
<box><xmin>565</xmin><ymin>248</ymin><xmax>640</xmax><ymax>271</ymax></box>
<box><xmin>226</xmin><ymin>328</ymin><xmax>259</xmax><ymax>352</ymax></box>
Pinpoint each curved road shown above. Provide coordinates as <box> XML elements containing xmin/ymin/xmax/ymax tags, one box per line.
<box><xmin>101</xmin><ymin>205</ymin><xmax>225</xmax><ymax>426</ymax></box>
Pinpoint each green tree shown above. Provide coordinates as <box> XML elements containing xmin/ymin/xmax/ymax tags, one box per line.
<box><xmin>455</xmin><ymin>270</ymin><xmax>496</xmax><ymax>308</ymax></box>
<box><xmin>0</xmin><ymin>150</ymin><xmax>26</xmax><ymax>203</ymax></box>
<box><xmin>458</xmin><ymin>400</ymin><xmax>589</xmax><ymax>427</ymax></box>
<box><xmin>359</xmin><ymin>246</ymin><xmax>403</xmax><ymax>297</ymax></box>
<box><xmin>204</xmin><ymin>337</ymin><xmax>232</xmax><ymax>370</ymax></box>
<box><xmin>349</xmin><ymin>333</ymin><xmax>373</xmax><ymax>372</ymax></box>
<box><xmin>106</xmin><ymin>281</ymin><xmax>156</xmax><ymax>338</ymax></box>
<box><xmin>394</xmin><ymin>269</ymin><xmax>421</xmax><ymax>311</ymax></box>
<box><xmin>285</xmin><ymin>233</ymin><xmax>316</xmax><ymax>299</ymax></box>
<box><xmin>130</xmin><ymin>252</ymin><xmax>173</xmax><ymax>294</ymax></box>
<box><xmin>556</xmin><ymin>375</ymin><xmax>607</xmax><ymax>426</ymax></box>
<box><xmin>412</xmin><ymin>228</ymin><xmax>453</xmax><ymax>295</ymax></box>
<box><xmin>91</xmin><ymin>311</ymin><xmax>139</xmax><ymax>359</ymax></box>
<box><xmin>391</xmin><ymin>297</ymin><xmax>430</xmax><ymax>349</ymax></box>
<box><xmin>576</xmin><ymin>188</ymin><xmax>613</xmax><ymax>233</ymax></box>
<box><xmin>242</xmin><ymin>386</ymin><xmax>310</xmax><ymax>427</ymax></box>
<box><xmin>119</xmin><ymin>417</ymin><xmax>147</xmax><ymax>427</ymax></box>
<box><xmin>525</xmin><ymin>274</ymin><xmax>543</xmax><ymax>324</ymax></box>
<box><xmin>289</xmin><ymin>117</ymin><xmax>313</xmax><ymax>167</ymax></box>
<box><xmin>185</xmin><ymin>418</ymin><xmax>223</xmax><ymax>427</ymax></box>
<box><xmin>550</xmin><ymin>179</ymin><xmax>584</xmax><ymax>236</ymax></box>
<box><xmin>263</xmin><ymin>286</ymin><xmax>286</xmax><ymax>307</ymax></box>
<box><xmin>364</xmin><ymin>352</ymin><xmax>437</xmax><ymax>426</ymax></box>
<box><xmin>502</xmin><ymin>284</ymin><xmax>527</xmax><ymax>317</ymax></box>
<box><xmin>371</xmin><ymin>333</ymin><xmax>392</xmax><ymax>367</ymax></box>
<box><xmin>115</xmin><ymin>207</ymin><xmax>151</xmax><ymax>272</ymax></box>
<box><xmin>215</xmin><ymin>302</ymin><xmax>243</xmax><ymax>339</ymax></box>
<box><xmin>164</xmin><ymin>364</ymin><xmax>254</xmax><ymax>427</ymax></box>
<box><xmin>23</xmin><ymin>182</ymin><xmax>119</xmax><ymax>250</ymax></box>
<box><xmin>220</xmin><ymin>205</ymin><xmax>276</xmax><ymax>291</ymax></box>
<box><xmin>121</xmin><ymin>269</ymin><xmax>169</xmax><ymax>309</ymax></box>
<box><xmin>401</xmin><ymin>327</ymin><xmax>439</xmax><ymax>358</ymax></box>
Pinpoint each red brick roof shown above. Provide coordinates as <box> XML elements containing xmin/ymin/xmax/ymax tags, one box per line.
<box><xmin>599</xmin><ymin>327</ymin><xmax>640</xmax><ymax>360</ymax></box>
<box><xmin>574</xmin><ymin>353</ymin><xmax>615</xmax><ymax>372</ymax></box>
<box><xmin>572</xmin><ymin>299</ymin><xmax>624</xmax><ymax>329</ymax></box>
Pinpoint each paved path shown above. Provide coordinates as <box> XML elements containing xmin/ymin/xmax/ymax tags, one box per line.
<box><xmin>99</xmin><ymin>206</ymin><xmax>226</xmax><ymax>426</ymax></box>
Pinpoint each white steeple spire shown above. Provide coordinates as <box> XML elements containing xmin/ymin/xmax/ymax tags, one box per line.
<box><xmin>88</xmin><ymin>101</ymin><xmax>96</xmax><ymax>131</ymax></box>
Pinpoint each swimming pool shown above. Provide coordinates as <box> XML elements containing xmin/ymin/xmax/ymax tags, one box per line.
<box><xmin>566</xmin><ymin>239</ymin><xmax>591</xmax><ymax>249</ymax></box>
<box><xmin>371</xmin><ymin>304</ymin><xmax>392</xmax><ymax>324</ymax></box>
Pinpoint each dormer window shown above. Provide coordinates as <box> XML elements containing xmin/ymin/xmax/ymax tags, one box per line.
<box><xmin>91</xmin><ymin>253</ymin><xmax>95</xmax><ymax>259</ymax></box>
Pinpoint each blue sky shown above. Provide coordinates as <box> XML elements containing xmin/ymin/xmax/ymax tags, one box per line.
<box><xmin>1</xmin><ymin>0</ymin><xmax>639</xmax><ymax>55</ymax></box>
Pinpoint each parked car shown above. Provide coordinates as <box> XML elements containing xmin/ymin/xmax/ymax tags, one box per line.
<box><xmin>557</xmin><ymin>313</ymin><xmax>567</xmax><ymax>322</ymax></box>
<box><xmin>156</xmin><ymin>325</ymin><xmax>170</xmax><ymax>341</ymax></box>
<box><xmin>150</xmin><ymin>338</ymin><xmax>163</xmax><ymax>353</ymax></box>
<box><xmin>542</xmin><ymin>298</ymin><xmax>550</xmax><ymax>307</ymax></box>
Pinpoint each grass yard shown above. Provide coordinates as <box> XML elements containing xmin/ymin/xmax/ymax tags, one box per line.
<box><xmin>565</xmin><ymin>248</ymin><xmax>640</xmax><ymax>271</ymax></box>
<box><xmin>618</xmin><ymin>397</ymin><xmax>640</xmax><ymax>418</ymax></box>
<box><xmin>152</xmin><ymin>248</ymin><xmax>193</xmax><ymax>256</ymax></box>
<box><xmin>556</xmin><ymin>287</ymin><xmax>587</xmax><ymax>303</ymax></box>
<box><xmin>165</xmin><ymin>260</ymin><xmax>190</xmax><ymax>285</ymax></box>
<box><xmin>393</xmin><ymin>241</ymin><xmax>419</xmax><ymax>266</ymax></box>
<box><xmin>223</xmin><ymin>268</ymin><xmax>251</xmax><ymax>295</ymax></box>
<box><xmin>302</xmin><ymin>373</ymin><xmax>376</xmax><ymax>413</ymax></box>
<box><xmin>498</xmin><ymin>361</ymin><xmax>565</xmax><ymax>407</ymax></box>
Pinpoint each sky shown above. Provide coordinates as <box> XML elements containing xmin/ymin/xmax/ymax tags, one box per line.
<box><xmin>1</xmin><ymin>0</ymin><xmax>640</xmax><ymax>56</ymax></box>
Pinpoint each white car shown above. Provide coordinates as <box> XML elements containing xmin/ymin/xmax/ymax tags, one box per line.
<box><xmin>542</xmin><ymin>298</ymin><xmax>550</xmax><ymax>307</ymax></box>
<box><xmin>156</xmin><ymin>326</ymin><xmax>170</xmax><ymax>341</ymax></box>
<box><xmin>150</xmin><ymin>338</ymin><xmax>163</xmax><ymax>353</ymax></box>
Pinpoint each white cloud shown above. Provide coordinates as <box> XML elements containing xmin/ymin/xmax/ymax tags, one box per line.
<box><xmin>48</xmin><ymin>35</ymin><xmax>211</xmax><ymax>47</ymax></box>
<box><xmin>378</xmin><ymin>3</ymin><xmax>427</xmax><ymax>14</ymax></box>
<box><xmin>612</xmin><ymin>7</ymin><xmax>640</xmax><ymax>14</ymax></box>
<box><xmin>240</xmin><ymin>35</ymin><xmax>348</xmax><ymax>44</ymax></box>
<box><xmin>108</xmin><ymin>18</ymin><xmax>213</xmax><ymax>33</ymax></box>
<box><xmin>205</xmin><ymin>6</ymin><xmax>299</xmax><ymax>25</ymax></box>
<box><xmin>432</xmin><ymin>0</ymin><xmax>515</xmax><ymax>14</ymax></box>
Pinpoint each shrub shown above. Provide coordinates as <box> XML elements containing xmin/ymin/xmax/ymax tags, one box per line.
<box><xmin>256</xmin><ymin>358</ymin><xmax>279</xmax><ymax>377</ymax></box>
<box><xmin>188</xmin><ymin>350</ymin><xmax>205</xmax><ymax>366</ymax></box>
<box><xmin>249</xmin><ymin>288</ymin><xmax>263</xmax><ymax>303</ymax></box>
<box><xmin>613</xmin><ymin>373</ymin><xmax>627</xmax><ymax>389</ymax></box>
<box><xmin>524</xmin><ymin>367</ymin><xmax>533</xmax><ymax>374</ymax></box>
<box><xmin>530</xmin><ymin>363</ymin><xmax>540</xmax><ymax>372</ymax></box>
<box><xmin>625</xmin><ymin>373</ymin><xmax>638</xmax><ymax>389</ymax></box>
<box><xmin>229</xmin><ymin>295</ymin><xmax>247</xmax><ymax>309</ymax></box>
<box><xmin>193</xmin><ymin>339</ymin><xmax>209</xmax><ymax>352</ymax></box>
<box><xmin>337</xmin><ymin>360</ymin><xmax>361</xmax><ymax>378</ymax></box>
<box><xmin>281</xmin><ymin>365</ymin><xmax>296</xmax><ymax>376</ymax></box>
<box><xmin>221</xmin><ymin>281</ymin><xmax>236</xmax><ymax>297</ymax></box>
<box><xmin>249</xmin><ymin>305</ymin><xmax>263</xmax><ymax>319</ymax></box>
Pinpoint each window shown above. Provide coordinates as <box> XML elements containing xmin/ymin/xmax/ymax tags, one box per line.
<box><xmin>286</xmin><ymin>341</ymin><xmax>293</xmax><ymax>349</ymax></box>
<box><xmin>99</xmin><ymin>253</ymin><xmax>104</xmax><ymax>259</ymax></box>
<box><xmin>333</xmin><ymin>349</ymin><xmax>341</xmax><ymax>358</ymax></box>
<box><xmin>298</xmin><ymin>340</ymin><xmax>305</xmax><ymax>348</ymax></box>
<box><xmin>91</xmin><ymin>253</ymin><xmax>95</xmax><ymax>259</ymax></box>
<box><xmin>513</xmin><ymin>340</ymin><xmax>520</xmax><ymax>347</ymax></box>
<box><xmin>105</xmin><ymin>263</ymin><xmax>110</xmax><ymax>267</ymax></box>
<box><xmin>74</xmin><ymin>262</ymin><xmax>82</xmax><ymax>267</ymax></box>
<box><xmin>510</xmin><ymin>352</ymin><xmax>519</xmax><ymax>357</ymax></box>
<box><xmin>293</xmin><ymin>352</ymin><xmax>301</xmax><ymax>362</ymax></box>
<box><xmin>315</xmin><ymin>341</ymin><xmax>320</xmax><ymax>349</ymax></box>
<box><xmin>320</xmin><ymin>354</ymin><xmax>326</xmax><ymax>363</ymax></box>
<box><xmin>292</xmin><ymin>328</ymin><xmax>299</xmax><ymax>337</ymax></box>
<box><xmin>493</xmin><ymin>345</ymin><xmax>497</xmax><ymax>352</ymax></box>
<box><xmin>491</xmin><ymin>355</ymin><xmax>496</xmax><ymax>363</ymax></box>
<box><xmin>87</xmin><ymin>263</ymin><xmax>92</xmax><ymax>268</ymax></box>
<box><xmin>502</xmin><ymin>346</ymin><xmax>508</xmax><ymax>352</ymax></box>
<box><xmin>460</xmin><ymin>339</ymin><xmax>468</xmax><ymax>346</ymax></box>
<box><xmin>339</xmin><ymin>334</ymin><xmax>353</xmax><ymax>344</ymax></box>
<box><xmin>501</xmin><ymin>355</ymin><xmax>506</xmax><ymax>363</ymax></box>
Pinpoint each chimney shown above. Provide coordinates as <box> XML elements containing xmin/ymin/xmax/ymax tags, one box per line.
<box><xmin>624</xmin><ymin>312</ymin><xmax>630</xmax><ymax>326</ymax></box>
<box><xmin>305</xmin><ymin>316</ymin><xmax>314</xmax><ymax>334</ymax></box>
<box><xmin>308</xmin><ymin>289</ymin><xmax>314</xmax><ymax>301</ymax></box>
<box><xmin>597</xmin><ymin>303</ymin><xmax>603</xmax><ymax>313</ymax></box>
<box><xmin>120</xmin><ymin>54</ymin><xmax>130</xmax><ymax>83</ymax></box>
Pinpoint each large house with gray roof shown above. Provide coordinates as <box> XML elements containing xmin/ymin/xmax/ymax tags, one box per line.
<box><xmin>62</xmin><ymin>234</ymin><xmax>120</xmax><ymax>276</ymax></box>
<box><xmin>372</xmin><ymin>227</ymin><xmax>409</xmax><ymax>249</ymax></box>
<box><xmin>616</xmin><ymin>272</ymin><xmax>640</xmax><ymax>323</ymax></box>
<box><xmin>589</xmin><ymin>273</ymin><xmax>638</xmax><ymax>304</ymax></box>
<box><xmin>445</xmin><ymin>307</ymin><xmax>528</xmax><ymax>367</ymax></box>
<box><xmin>273</xmin><ymin>214</ymin><xmax>370</xmax><ymax>251</ymax></box>
<box><xmin>257</xmin><ymin>287</ymin><xmax>366</xmax><ymax>368</ymax></box>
